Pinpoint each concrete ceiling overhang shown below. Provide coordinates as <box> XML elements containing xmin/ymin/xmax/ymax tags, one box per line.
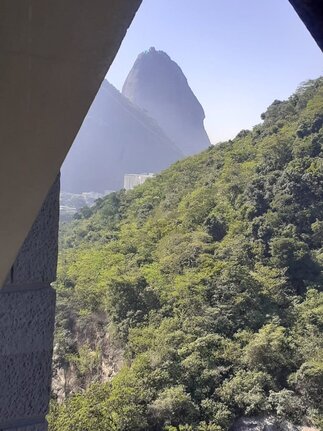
<box><xmin>288</xmin><ymin>0</ymin><xmax>323</xmax><ymax>52</ymax></box>
<box><xmin>0</xmin><ymin>0</ymin><xmax>142</xmax><ymax>286</ymax></box>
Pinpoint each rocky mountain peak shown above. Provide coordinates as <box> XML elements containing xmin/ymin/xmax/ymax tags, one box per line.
<box><xmin>122</xmin><ymin>47</ymin><xmax>210</xmax><ymax>155</ymax></box>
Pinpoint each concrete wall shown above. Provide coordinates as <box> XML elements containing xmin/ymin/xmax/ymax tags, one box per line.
<box><xmin>0</xmin><ymin>2</ymin><xmax>142</xmax><ymax>428</ymax></box>
<box><xmin>124</xmin><ymin>173</ymin><xmax>155</xmax><ymax>190</ymax></box>
<box><xmin>0</xmin><ymin>176</ymin><xmax>59</xmax><ymax>430</ymax></box>
<box><xmin>0</xmin><ymin>0</ymin><xmax>142</xmax><ymax>287</ymax></box>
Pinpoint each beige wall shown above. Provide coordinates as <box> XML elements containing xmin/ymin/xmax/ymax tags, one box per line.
<box><xmin>0</xmin><ymin>0</ymin><xmax>142</xmax><ymax>286</ymax></box>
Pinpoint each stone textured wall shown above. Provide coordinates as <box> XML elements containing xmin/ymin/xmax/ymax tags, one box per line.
<box><xmin>0</xmin><ymin>287</ymin><xmax>56</xmax><ymax>421</ymax></box>
<box><xmin>5</xmin><ymin>175</ymin><xmax>60</xmax><ymax>286</ymax></box>
<box><xmin>1</xmin><ymin>422</ymin><xmax>48</xmax><ymax>431</ymax></box>
<box><xmin>4</xmin><ymin>425</ymin><xmax>47</xmax><ymax>431</ymax></box>
<box><xmin>0</xmin><ymin>175</ymin><xmax>59</xmax><ymax>430</ymax></box>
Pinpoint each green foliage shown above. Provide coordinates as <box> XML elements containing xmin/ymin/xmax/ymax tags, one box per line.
<box><xmin>49</xmin><ymin>78</ymin><xmax>323</xmax><ymax>430</ymax></box>
<box><xmin>217</xmin><ymin>370</ymin><xmax>272</xmax><ymax>415</ymax></box>
<box><xmin>149</xmin><ymin>386</ymin><xmax>199</xmax><ymax>428</ymax></box>
<box><xmin>268</xmin><ymin>389</ymin><xmax>306</xmax><ymax>423</ymax></box>
<box><xmin>243</xmin><ymin>321</ymin><xmax>294</xmax><ymax>380</ymax></box>
<box><xmin>47</xmin><ymin>384</ymin><xmax>116</xmax><ymax>431</ymax></box>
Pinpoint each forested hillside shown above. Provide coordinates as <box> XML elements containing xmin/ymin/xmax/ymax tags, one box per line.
<box><xmin>49</xmin><ymin>79</ymin><xmax>323</xmax><ymax>430</ymax></box>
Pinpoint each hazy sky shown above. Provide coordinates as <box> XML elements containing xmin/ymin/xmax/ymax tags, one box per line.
<box><xmin>107</xmin><ymin>0</ymin><xmax>322</xmax><ymax>144</ymax></box>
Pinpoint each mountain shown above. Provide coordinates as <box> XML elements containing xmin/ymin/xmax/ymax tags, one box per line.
<box><xmin>122</xmin><ymin>47</ymin><xmax>211</xmax><ymax>155</ymax></box>
<box><xmin>61</xmin><ymin>81</ymin><xmax>183</xmax><ymax>193</ymax></box>
<box><xmin>50</xmin><ymin>78</ymin><xmax>323</xmax><ymax>430</ymax></box>
<box><xmin>59</xmin><ymin>191</ymin><xmax>108</xmax><ymax>223</ymax></box>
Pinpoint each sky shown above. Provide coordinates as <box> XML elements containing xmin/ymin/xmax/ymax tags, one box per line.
<box><xmin>106</xmin><ymin>0</ymin><xmax>323</xmax><ymax>144</ymax></box>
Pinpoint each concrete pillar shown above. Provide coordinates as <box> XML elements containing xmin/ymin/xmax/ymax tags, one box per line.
<box><xmin>0</xmin><ymin>176</ymin><xmax>60</xmax><ymax>430</ymax></box>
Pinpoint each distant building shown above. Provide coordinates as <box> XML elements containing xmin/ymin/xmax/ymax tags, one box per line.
<box><xmin>124</xmin><ymin>173</ymin><xmax>155</xmax><ymax>190</ymax></box>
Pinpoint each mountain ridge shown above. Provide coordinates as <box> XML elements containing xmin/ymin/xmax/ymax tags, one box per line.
<box><xmin>123</xmin><ymin>47</ymin><xmax>211</xmax><ymax>155</ymax></box>
<box><xmin>61</xmin><ymin>48</ymin><xmax>210</xmax><ymax>193</ymax></box>
<box><xmin>61</xmin><ymin>80</ymin><xmax>183</xmax><ymax>193</ymax></box>
<box><xmin>50</xmin><ymin>78</ymin><xmax>323</xmax><ymax>430</ymax></box>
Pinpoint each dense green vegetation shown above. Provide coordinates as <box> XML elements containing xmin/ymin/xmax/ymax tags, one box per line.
<box><xmin>49</xmin><ymin>79</ymin><xmax>323</xmax><ymax>430</ymax></box>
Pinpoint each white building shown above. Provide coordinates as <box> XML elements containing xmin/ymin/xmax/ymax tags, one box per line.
<box><xmin>124</xmin><ymin>173</ymin><xmax>155</xmax><ymax>190</ymax></box>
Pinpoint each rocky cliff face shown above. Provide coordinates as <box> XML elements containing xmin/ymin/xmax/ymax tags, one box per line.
<box><xmin>61</xmin><ymin>80</ymin><xmax>183</xmax><ymax>193</ymax></box>
<box><xmin>122</xmin><ymin>47</ymin><xmax>211</xmax><ymax>155</ymax></box>
<box><xmin>231</xmin><ymin>416</ymin><xmax>319</xmax><ymax>431</ymax></box>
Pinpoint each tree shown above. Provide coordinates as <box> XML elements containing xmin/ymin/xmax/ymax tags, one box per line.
<box><xmin>149</xmin><ymin>386</ymin><xmax>199</xmax><ymax>429</ymax></box>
